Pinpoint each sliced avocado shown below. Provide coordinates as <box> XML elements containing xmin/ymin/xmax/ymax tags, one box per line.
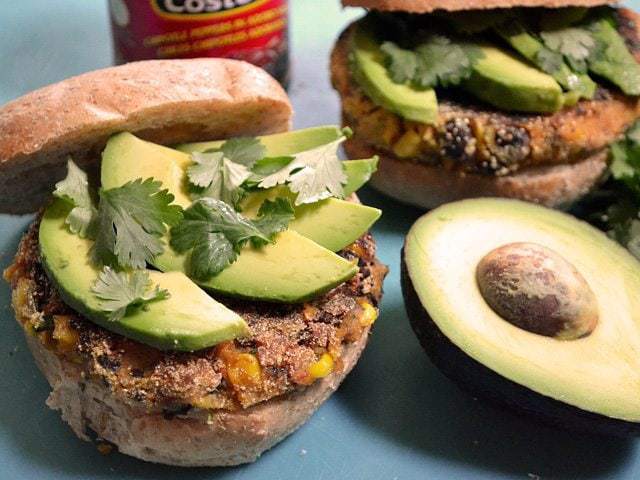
<box><xmin>177</xmin><ymin>126</ymin><xmax>345</xmax><ymax>156</ymax></box>
<box><xmin>239</xmin><ymin>186</ymin><xmax>381</xmax><ymax>252</ymax></box>
<box><xmin>154</xmin><ymin>231</ymin><xmax>356</xmax><ymax>303</ymax></box>
<box><xmin>403</xmin><ymin>198</ymin><xmax>640</xmax><ymax>434</ymax></box>
<box><xmin>463</xmin><ymin>44</ymin><xmax>564</xmax><ymax>113</ymax></box>
<box><xmin>349</xmin><ymin>24</ymin><xmax>438</xmax><ymax>124</ymax></box>
<box><xmin>101</xmin><ymin>133</ymin><xmax>359</xmax><ymax>303</ymax></box>
<box><xmin>39</xmin><ymin>199</ymin><xmax>248</xmax><ymax>351</ymax></box>
<box><xmin>102</xmin><ymin>132</ymin><xmax>192</xmax><ymax>208</ymax></box>
<box><xmin>343</xmin><ymin>157</ymin><xmax>379</xmax><ymax>196</ymax></box>
<box><xmin>498</xmin><ymin>22</ymin><xmax>596</xmax><ymax>99</ymax></box>
<box><xmin>587</xmin><ymin>16</ymin><xmax>640</xmax><ymax>96</ymax></box>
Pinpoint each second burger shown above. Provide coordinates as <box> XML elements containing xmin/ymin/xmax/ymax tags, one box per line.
<box><xmin>332</xmin><ymin>0</ymin><xmax>640</xmax><ymax>209</ymax></box>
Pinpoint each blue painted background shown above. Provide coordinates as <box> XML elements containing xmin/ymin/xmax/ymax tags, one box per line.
<box><xmin>1</xmin><ymin>2</ymin><xmax>638</xmax><ymax>479</ymax></box>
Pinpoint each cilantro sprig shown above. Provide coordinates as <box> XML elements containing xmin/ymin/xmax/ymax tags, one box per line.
<box><xmin>187</xmin><ymin>137</ymin><xmax>266</xmax><ymax>206</ymax></box>
<box><xmin>539</xmin><ymin>27</ymin><xmax>596</xmax><ymax>73</ymax></box>
<box><xmin>91</xmin><ymin>267</ymin><xmax>170</xmax><ymax>322</ymax></box>
<box><xmin>53</xmin><ymin>159</ymin><xmax>97</xmax><ymax>238</ymax></box>
<box><xmin>170</xmin><ymin>197</ymin><xmax>294</xmax><ymax>280</ymax></box>
<box><xmin>257</xmin><ymin>133</ymin><xmax>349</xmax><ymax>205</ymax></box>
<box><xmin>93</xmin><ymin>178</ymin><xmax>183</xmax><ymax>269</ymax></box>
<box><xmin>381</xmin><ymin>35</ymin><xmax>484</xmax><ymax>89</ymax></box>
<box><xmin>578</xmin><ymin>120</ymin><xmax>640</xmax><ymax>260</ymax></box>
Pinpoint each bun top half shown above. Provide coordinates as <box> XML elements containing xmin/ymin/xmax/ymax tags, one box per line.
<box><xmin>342</xmin><ymin>0</ymin><xmax>616</xmax><ymax>13</ymax></box>
<box><xmin>0</xmin><ymin>58</ymin><xmax>292</xmax><ymax>214</ymax></box>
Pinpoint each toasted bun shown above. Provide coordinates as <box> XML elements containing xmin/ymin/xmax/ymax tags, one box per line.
<box><xmin>0</xmin><ymin>59</ymin><xmax>292</xmax><ymax>214</ymax></box>
<box><xmin>25</xmin><ymin>328</ymin><xmax>369</xmax><ymax>467</ymax></box>
<box><xmin>345</xmin><ymin>137</ymin><xmax>608</xmax><ymax>209</ymax></box>
<box><xmin>342</xmin><ymin>0</ymin><xmax>616</xmax><ymax>13</ymax></box>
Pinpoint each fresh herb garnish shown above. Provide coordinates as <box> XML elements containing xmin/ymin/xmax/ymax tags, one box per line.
<box><xmin>187</xmin><ymin>137</ymin><xmax>267</xmax><ymax>206</ymax></box>
<box><xmin>218</xmin><ymin>137</ymin><xmax>266</xmax><ymax>167</ymax></box>
<box><xmin>91</xmin><ymin>267</ymin><xmax>170</xmax><ymax>322</ymax></box>
<box><xmin>381</xmin><ymin>35</ymin><xmax>483</xmax><ymax>89</ymax></box>
<box><xmin>540</xmin><ymin>27</ymin><xmax>595</xmax><ymax>72</ymax></box>
<box><xmin>53</xmin><ymin>159</ymin><xmax>97</xmax><ymax>238</ymax></box>
<box><xmin>258</xmin><ymin>133</ymin><xmax>349</xmax><ymax>205</ymax></box>
<box><xmin>170</xmin><ymin>197</ymin><xmax>294</xmax><ymax>280</ymax></box>
<box><xmin>252</xmin><ymin>197</ymin><xmax>296</xmax><ymax>240</ymax></box>
<box><xmin>188</xmin><ymin>151</ymin><xmax>253</xmax><ymax>206</ymax></box>
<box><xmin>380</xmin><ymin>42</ymin><xmax>418</xmax><ymax>84</ymax></box>
<box><xmin>578</xmin><ymin>120</ymin><xmax>640</xmax><ymax>260</ymax></box>
<box><xmin>93</xmin><ymin>178</ymin><xmax>183</xmax><ymax>269</ymax></box>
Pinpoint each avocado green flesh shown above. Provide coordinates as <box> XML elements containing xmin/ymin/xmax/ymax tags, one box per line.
<box><xmin>498</xmin><ymin>23</ymin><xmax>596</xmax><ymax>99</ymax></box>
<box><xmin>463</xmin><ymin>45</ymin><xmax>564</xmax><ymax>113</ymax></box>
<box><xmin>102</xmin><ymin>132</ymin><xmax>192</xmax><ymax>208</ymax></box>
<box><xmin>404</xmin><ymin>198</ymin><xmax>640</xmax><ymax>421</ymax></box>
<box><xmin>101</xmin><ymin>132</ymin><xmax>361</xmax><ymax>303</ymax></box>
<box><xmin>177</xmin><ymin>126</ymin><xmax>345</xmax><ymax>156</ymax></box>
<box><xmin>240</xmin><ymin>186</ymin><xmax>381</xmax><ymax>252</ymax></box>
<box><xmin>349</xmin><ymin>25</ymin><xmax>438</xmax><ymax>124</ymax></box>
<box><xmin>154</xmin><ymin>230</ymin><xmax>357</xmax><ymax>303</ymax></box>
<box><xmin>39</xmin><ymin>200</ymin><xmax>249</xmax><ymax>351</ymax></box>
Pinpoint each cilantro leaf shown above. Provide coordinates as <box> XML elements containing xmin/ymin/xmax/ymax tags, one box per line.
<box><xmin>91</xmin><ymin>267</ymin><xmax>169</xmax><ymax>322</ymax></box>
<box><xmin>188</xmin><ymin>232</ymin><xmax>237</xmax><ymax>281</ymax></box>
<box><xmin>188</xmin><ymin>151</ymin><xmax>253</xmax><ymax>207</ymax></box>
<box><xmin>380</xmin><ymin>41</ymin><xmax>418</xmax><ymax>84</ymax></box>
<box><xmin>535</xmin><ymin>48</ymin><xmax>565</xmax><ymax>75</ymax></box>
<box><xmin>258</xmin><ymin>137</ymin><xmax>348</xmax><ymax>205</ymax></box>
<box><xmin>93</xmin><ymin>178</ymin><xmax>183</xmax><ymax>269</ymax></box>
<box><xmin>580</xmin><ymin>120</ymin><xmax>640</xmax><ymax>260</ymax></box>
<box><xmin>540</xmin><ymin>27</ymin><xmax>595</xmax><ymax>72</ymax></box>
<box><xmin>413</xmin><ymin>35</ymin><xmax>483</xmax><ymax>88</ymax></box>
<box><xmin>219</xmin><ymin>137</ymin><xmax>266</xmax><ymax>168</ymax></box>
<box><xmin>252</xmin><ymin>197</ymin><xmax>295</xmax><ymax>245</ymax></box>
<box><xmin>169</xmin><ymin>197</ymin><xmax>293</xmax><ymax>280</ymax></box>
<box><xmin>53</xmin><ymin>159</ymin><xmax>97</xmax><ymax>237</ymax></box>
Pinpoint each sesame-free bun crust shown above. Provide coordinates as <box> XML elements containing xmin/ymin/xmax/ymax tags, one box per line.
<box><xmin>0</xmin><ymin>59</ymin><xmax>292</xmax><ymax>214</ymax></box>
<box><xmin>345</xmin><ymin>137</ymin><xmax>608</xmax><ymax>209</ymax></box>
<box><xmin>342</xmin><ymin>0</ymin><xmax>616</xmax><ymax>13</ymax></box>
<box><xmin>25</xmin><ymin>329</ymin><xmax>369</xmax><ymax>467</ymax></box>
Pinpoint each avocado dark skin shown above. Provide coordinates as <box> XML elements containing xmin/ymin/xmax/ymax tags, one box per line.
<box><xmin>400</xmin><ymin>248</ymin><xmax>640</xmax><ymax>437</ymax></box>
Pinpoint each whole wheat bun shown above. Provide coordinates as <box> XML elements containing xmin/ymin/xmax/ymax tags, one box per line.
<box><xmin>345</xmin><ymin>137</ymin><xmax>608</xmax><ymax>209</ymax></box>
<box><xmin>342</xmin><ymin>0</ymin><xmax>615</xmax><ymax>13</ymax></box>
<box><xmin>0</xmin><ymin>58</ymin><xmax>292</xmax><ymax>214</ymax></box>
<box><xmin>25</xmin><ymin>330</ymin><xmax>369</xmax><ymax>467</ymax></box>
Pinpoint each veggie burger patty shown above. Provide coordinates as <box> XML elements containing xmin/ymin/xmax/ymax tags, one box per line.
<box><xmin>6</xmin><ymin>216</ymin><xmax>387</xmax><ymax>414</ymax></box>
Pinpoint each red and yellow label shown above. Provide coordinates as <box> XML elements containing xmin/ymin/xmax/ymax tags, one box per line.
<box><xmin>109</xmin><ymin>0</ymin><xmax>288</xmax><ymax>79</ymax></box>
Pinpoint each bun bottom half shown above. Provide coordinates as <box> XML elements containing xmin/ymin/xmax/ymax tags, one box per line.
<box><xmin>344</xmin><ymin>137</ymin><xmax>608</xmax><ymax>210</ymax></box>
<box><xmin>25</xmin><ymin>329</ymin><xmax>369</xmax><ymax>467</ymax></box>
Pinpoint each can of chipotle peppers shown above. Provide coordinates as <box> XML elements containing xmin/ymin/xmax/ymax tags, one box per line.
<box><xmin>108</xmin><ymin>0</ymin><xmax>289</xmax><ymax>86</ymax></box>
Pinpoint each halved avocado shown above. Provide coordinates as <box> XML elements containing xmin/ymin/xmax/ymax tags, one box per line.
<box><xmin>39</xmin><ymin>199</ymin><xmax>249</xmax><ymax>351</ymax></box>
<box><xmin>402</xmin><ymin>198</ymin><xmax>640</xmax><ymax>435</ymax></box>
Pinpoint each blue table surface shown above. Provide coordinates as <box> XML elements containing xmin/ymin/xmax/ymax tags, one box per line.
<box><xmin>2</xmin><ymin>1</ymin><xmax>640</xmax><ymax>479</ymax></box>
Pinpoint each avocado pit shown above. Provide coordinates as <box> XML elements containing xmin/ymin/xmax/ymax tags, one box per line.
<box><xmin>476</xmin><ymin>242</ymin><xmax>598</xmax><ymax>340</ymax></box>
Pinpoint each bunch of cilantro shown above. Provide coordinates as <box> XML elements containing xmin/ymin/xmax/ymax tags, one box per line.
<box><xmin>52</xmin><ymin>131</ymin><xmax>352</xmax><ymax>319</ymax></box>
